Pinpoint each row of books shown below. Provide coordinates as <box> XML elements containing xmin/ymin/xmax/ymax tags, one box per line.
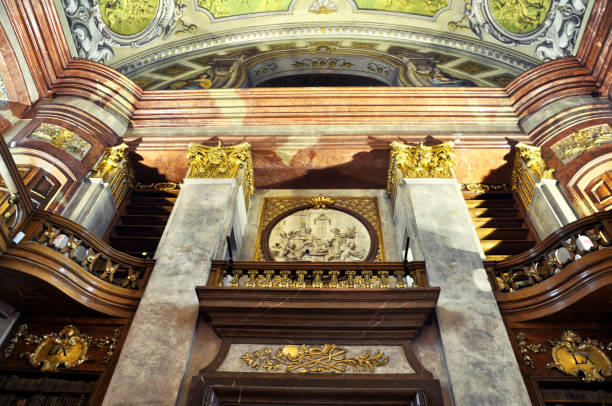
<box><xmin>542</xmin><ymin>388</ymin><xmax>612</xmax><ymax>401</ymax></box>
<box><xmin>0</xmin><ymin>375</ymin><xmax>96</xmax><ymax>393</ymax></box>
<box><xmin>0</xmin><ymin>393</ymin><xmax>89</xmax><ymax>406</ymax></box>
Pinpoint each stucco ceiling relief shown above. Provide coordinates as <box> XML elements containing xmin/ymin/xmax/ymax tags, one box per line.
<box><xmin>450</xmin><ymin>0</ymin><xmax>589</xmax><ymax>60</ymax></box>
<box><xmin>62</xmin><ymin>0</ymin><xmax>192</xmax><ymax>63</ymax></box>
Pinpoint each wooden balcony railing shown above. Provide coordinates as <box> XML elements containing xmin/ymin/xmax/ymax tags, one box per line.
<box><xmin>485</xmin><ymin>211</ymin><xmax>612</xmax><ymax>293</ymax></box>
<box><xmin>19</xmin><ymin>211</ymin><xmax>155</xmax><ymax>291</ymax></box>
<box><xmin>207</xmin><ymin>260</ymin><xmax>429</xmax><ymax>289</ymax></box>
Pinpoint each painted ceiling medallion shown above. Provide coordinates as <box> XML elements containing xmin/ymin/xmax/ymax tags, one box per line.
<box><xmin>489</xmin><ymin>0</ymin><xmax>552</xmax><ymax>34</ymax></box>
<box><xmin>98</xmin><ymin>0</ymin><xmax>159</xmax><ymax>36</ymax></box>
<box><xmin>197</xmin><ymin>0</ymin><xmax>293</xmax><ymax>19</ymax></box>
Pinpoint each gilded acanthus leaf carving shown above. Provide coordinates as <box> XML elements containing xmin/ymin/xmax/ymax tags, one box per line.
<box><xmin>187</xmin><ymin>141</ymin><xmax>255</xmax><ymax>207</ymax></box>
<box><xmin>514</xmin><ymin>143</ymin><xmax>554</xmax><ymax>180</ymax></box>
<box><xmin>241</xmin><ymin>344</ymin><xmax>388</xmax><ymax>373</ymax></box>
<box><xmin>387</xmin><ymin>141</ymin><xmax>456</xmax><ymax>195</ymax></box>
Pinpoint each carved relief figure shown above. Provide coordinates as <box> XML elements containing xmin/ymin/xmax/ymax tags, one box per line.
<box><xmin>268</xmin><ymin>209</ymin><xmax>370</xmax><ymax>262</ymax></box>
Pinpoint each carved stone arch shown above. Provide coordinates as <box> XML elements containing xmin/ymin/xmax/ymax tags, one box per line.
<box><xmin>566</xmin><ymin>153</ymin><xmax>612</xmax><ymax>216</ymax></box>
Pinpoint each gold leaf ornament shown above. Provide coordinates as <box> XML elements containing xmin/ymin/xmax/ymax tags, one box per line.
<box><xmin>241</xmin><ymin>344</ymin><xmax>388</xmax><ymax>373</ymax></box>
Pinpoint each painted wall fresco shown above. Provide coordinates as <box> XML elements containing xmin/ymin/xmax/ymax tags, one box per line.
<box><xmin>98</xmin><ymin>0</ymin><xmax>159</xmax><ymax>36</ymax></box>
<box><xmin>197</xmin><ymin>0</ymin><xmax>293</xmax><ymax>18</ymax></box>
<box><xmin>353</xmin><ymin>0</ymin><xmax>449</xmax><ymax>16</ymax></box>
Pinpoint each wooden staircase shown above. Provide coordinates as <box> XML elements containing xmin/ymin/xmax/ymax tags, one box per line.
<box><xmin>463</xmin><ymin>191</ymin><xmax>536</xmax><ymax>260</ymax></box>
<box><xmin>108</xmin><ymin>189</ymin><xmax>178</xmax><ymax>258</ymax></box>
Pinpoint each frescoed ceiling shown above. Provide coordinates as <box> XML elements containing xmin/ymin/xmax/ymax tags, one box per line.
<box><xmin>55</xmin><ymin>0</ymin><xmax>595</xmax><ymax>88</ymax></box>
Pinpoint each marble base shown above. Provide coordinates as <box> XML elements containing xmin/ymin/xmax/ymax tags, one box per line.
<box><xmin>0</xmin><ymin>298</ymin><xmax>17</xmax><ymax>347</ymax></box>
<box><xmin>396</xmin><ymin>178</ymin><xmax>531</xmax><ymax>406</ymax></box>
<box><xmin>61</xmin><ymin>179</ymin><xmax>117</xmax><ymax>238</ymax></box>
<box><xmin>102</xmin><ymin>180</ymin><xmax>240</xmax><ymax>406</ymax></box>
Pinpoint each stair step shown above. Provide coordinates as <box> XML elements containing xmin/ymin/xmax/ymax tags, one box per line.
<box><xmin>126</xmin><ymin>206</ymin><xmax>173</xmax><ymax>215</ymax></box>
<box><xmin>120</xmin><ymin>215</ymin><xmax>170</xmax><ymax>226</ymax></box>
<box><xmin>480</xmin><ymin>240</ymin><xmax>535</xmax><ymax>255</ymax></box>
<box><xmin>114</xmin><ymin>225</ymin><xmax>166</xmax><ymax>237</ymax></box>
<box><xmin>469</xmin><ymin>208</ymin><xmax>519</xmax><ymax>218</ymax></box>
<box><xmin>128</xmin><ymin>197</ymin><xmax>177</xmax><ymax>206</ymax></box>
<box><xmin>477</xmin><ymin>228</ymin><xmax>530</xmax><ymax>240</ymax></box>
<box><xmin>462</xmin><ymin>192</ymin><xmax>514</xmax><ymax>200</ymax></box>
<box><xmin>471</xmin><ymin>217</ymin><xmax>526</xmax><ymax>228</ymax></box>
<box><xmin>465</xmin><ymin>199</ymin><xmax>515</xmax><ymax>209</ymax></box>
<box><xmin>131</xmin><ymin>190</ymin><xmax>179</xmax><ymax>198</ymax></box>
<box><xmin>109</xmin><ymin>236</ymin><xmax>161</xmax><ymax>251</ymax></box>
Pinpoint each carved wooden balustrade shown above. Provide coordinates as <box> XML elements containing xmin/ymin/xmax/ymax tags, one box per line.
<box><xmin>485</xmin><ymin>212</ymin><xmax>612</xmax><ymax>293</ymax></box>
<box><xmin>19</xmin><ymin>211</ymin><xmax>155</xmax><ymax>291</ymax></box>
<box><xmin>207</xmin><ymin>260</ymin><xmax>429</xmax><ymax>289</ymax></box>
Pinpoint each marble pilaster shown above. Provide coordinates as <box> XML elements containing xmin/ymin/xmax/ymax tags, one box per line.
<box><xmin>102</xmin><ymin>178</ymin><xmax>243</xmax><ymax>406</ymax></box>
<box><xmin>528</xmin><ymin>179</ymin><xmax>578</xmax><ymax>239</ymax></box>
<box><xmin>61</xmin><ymin>179</ymin><xmax>116</xmax><ymax>238</ymax></box>
<box><xmin>395</xmin><ymin>178</ymin><xmax>531</xmax><ymax>406</ymax></box>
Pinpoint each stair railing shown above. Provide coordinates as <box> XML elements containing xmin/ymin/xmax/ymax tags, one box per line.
<box><xmin>19</xmin><ymin>211</ymin><xmax>155</xmax><ymax>291</ymax></box>
<box><xmin>485</xmin><ymin>212</ymin><xmax>612</xmax><ymax>292</ymax></box>
<box><xmin>207</xmin><ymin>260</ymin><xmax>429</xmax><ymax>289</ymax></box>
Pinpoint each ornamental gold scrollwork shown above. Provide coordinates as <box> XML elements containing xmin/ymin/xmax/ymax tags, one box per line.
<box><xmin>546</xmin><ymin>330</ymin><xmax>612</xmax><ymax>382</ymax></box>
<box><xmin>461</xmin><ymin>183</ymin><xmax>510</xmax><ymax>193</ymax></box>
<box><xmin>241</xmin><ymin>344</ymin><xmax>388</xmax><ymax>373</ymax></box>
<box><xmin>311</xmin><ymin>195</ymin><xmax>335</xmax><ymax>208</ymax></box>
<box><xmin>187</xmin><ymin>141</ymin><xmax>254</xmax><ymax>207</ymax></box>
<box><xmin>3</xmin><ymin>324</ymin><xmax>120</xmax><ymax>372</ymax></box>
<box><xmin>516</xmin><ymin>331</ymin><xmax>547</xmax><ymax>369</ymax></box>
<box><xmin>134</xmin><ymin>182</ymin><xmax>181</xmax><ymax>191</ymax></box>
<box><xmin>91</xmin><ymin>143</ymin><xmax>134</xmax><ymax>186</ymax></box>
<box><xmin>552</xmin><ymin>124</ymin><xmax>612</xmax><ymax>164</ymax></box>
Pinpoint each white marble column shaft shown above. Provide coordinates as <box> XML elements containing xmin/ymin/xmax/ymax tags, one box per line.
<box><xmin>395</xmin><ymin>178</ymin><xmax>531</xmax><ymax>406</ymax></box>
<box><xmin>102</xmin><ymin>179</ymin><xmax>240</xmax><ymax>406</ymax></box>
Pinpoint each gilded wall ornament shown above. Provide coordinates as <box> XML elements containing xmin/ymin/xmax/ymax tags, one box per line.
<box><xmin>449</xmin><ymin>0</ymin><xmax>588</xmax><ymax>61</ymax></box>
<box><xmin>134</xmin><ymin>181</ymin><xmax>180</xmax><ymax>191</ymax></box>
<box><xmin>461</xmin><ymin>183</ymin><xmax>510</xmax><ymax>193</ymax></box>
<box><xmin>546</xmin><ymin>330</ymin><xmax>612</xmax><ymax>382</ymax></box>
<box><xmin>516</xmin><ymin>331</ymin><xmax>547</xmax><ymax>369</ymax></box>
<box><xmin>29</xmin><ymin>123</ymin><xmax>92</xmax><ymax>161</ymax></box>
<box><xmin>241</xmin><ymin>344</ymin><xmax>388</xmax><ymax>373</ymax></box>
<box><xmin>4</xmin><ymin>324</ymin><xmax>120</xmax><ymax>371</ymax></box>
<box><xmin>552</xmin><ymin>124</ymin><xmax>612</xmax><ymax>164</ymax></box>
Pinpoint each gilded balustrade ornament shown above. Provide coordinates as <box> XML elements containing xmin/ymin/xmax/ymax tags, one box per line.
<box><xmin>241</xmin><ymin>344</ymin><xmax>388</xmax><ymax>373</ymax></box>
<box><xmin>3</xmin><ymin>324</ymin><xmax>119</xmax><ymax>372</ymax></box>
<box><xmin>552</xmin><ymin>124</ymin><xmax>612</xmax><ymax>164</ymax></box>
<box><xmin>187</xmin><ymin>141</ymin><xmax>254</xmax><ymax>207</ymax></box>
<box><xmin>546</xmin><ymin>331</ymin><xmax>612</xmax><ymax>382</ymax></box>
<box><xmin>29</xmin><ymin>123</ymin><xmax>92</xmax><ymax>161</ymax></box>
<box><xmin>387</xmin><ymin>141</ymin><xmax>456</xmax><ymax>196</ymax></box>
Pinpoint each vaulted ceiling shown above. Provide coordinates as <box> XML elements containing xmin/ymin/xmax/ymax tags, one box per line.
<box><xmin>55</xmin><ymin>0</ymin><xmax>595</xmax><ymax>88</ymax></box>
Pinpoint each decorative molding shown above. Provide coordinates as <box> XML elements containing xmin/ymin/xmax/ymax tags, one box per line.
<box><xmin>28</xmin><ymin>123</ymin><xmax>92</xmax><ymax>161</ymax></box>
<box><xmin>546</xmin><ymin>330</ymin><xmax>612</xmax><ymax>382</ymax></box>
<box><xmin>62</xmin><ymin>0</ymin><xmax>185</xmax><ymax>64</ymax></box>
<box><xmin>187</xmin><ymin>141</ymin><xmax>254</xmax><ymax>207</ymax></box>
<box><xmin>115</xmin><ymin>24</ymin><xmax>536</xmax><ymax>75</ymax></box>
<box><xmin>461</xmin><ymin>183</ymin><xmax>511</xmax><ymax>193</ymax></box>
<box><xmin>241</xmin><ymin>344</ymin><xmax>388</xmax><ymax>373</ymax></box>
<box><xmin>134</xmin><ymin>181</ymin><xmax>180</xmax><ymax>191</ymax></box>
<box><xmin>450</xmin><ymin>0</ymin><xmax>588</xmax><ymax>61</ymax></box>
<box><xmin>552</xmin><ymin>124</ymin><xmax>612</xmax><ymax>164</ymax></box>
<box><xmin>309</xmin><ymin>0</ymin><xmax>337</xmax><ymax>14</ymax></box>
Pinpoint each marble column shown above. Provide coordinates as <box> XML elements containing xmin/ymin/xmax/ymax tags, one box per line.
<box><xmin>61</xmin><ymin>179</ymin><xmax>116</xmax><ymax>238</ymax></box>
<box><xmin>102</xmin><ymin>142</ymin><xmax>252</xmax><ymax>406</ymax></box>
<box><xmin>390</xmin><ymin>142</ymin><xmax>531</xmax><ymax>406</ymax></box>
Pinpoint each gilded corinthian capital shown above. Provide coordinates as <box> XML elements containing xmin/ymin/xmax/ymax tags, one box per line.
<box><xmin>187</xmin><ymin>141</ymin><xmax>255</xmax><ymax>206</ymax></box>
<box><xmin>514</xmin><ymin>143</ymin><xmax>555</xmax><ymax>180</ymax></box>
